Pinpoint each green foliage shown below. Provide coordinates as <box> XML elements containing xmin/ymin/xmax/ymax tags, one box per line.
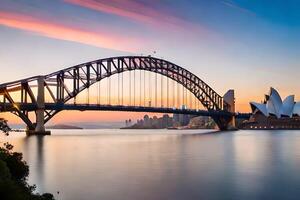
<box><xmin>0</xmin><ymin>143</ymin><xmax>55</xmax><ymax>200</ymax></box>
<box><xmin>0</xmin><ymin>119</ymin><xmax>11</xmax><ymax>135</ymax></box>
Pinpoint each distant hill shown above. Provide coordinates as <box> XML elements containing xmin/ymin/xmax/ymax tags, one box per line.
<box><xmin>12</xmin><ymin>121</ymin><xmax>125</xmax><ymax>129</ymax></box>
<box><xmin>46</xmin><ymin>124</ymin><xmax>83</xmax><ymax>129</ymax></box>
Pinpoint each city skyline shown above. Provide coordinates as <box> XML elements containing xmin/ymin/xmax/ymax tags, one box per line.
<box><xmin>0</xmin><ymin>0</ymin><xmax>299</xmax><ymax>124</ymax></box>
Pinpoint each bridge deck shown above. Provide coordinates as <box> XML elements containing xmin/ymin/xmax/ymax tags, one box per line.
<box><xmin>0</xmin><ymin>103</ymin><xmax>250</xmax><ymax>119</ymax></box>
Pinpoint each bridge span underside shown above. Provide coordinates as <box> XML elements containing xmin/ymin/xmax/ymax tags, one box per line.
<box><xmin>0</xmin><ymin>56</ymin><xmax>245</xmax><ymax>135</ymax></box>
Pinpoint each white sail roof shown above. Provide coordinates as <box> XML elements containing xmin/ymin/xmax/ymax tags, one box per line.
<box><xmin>293</xmin><ymin>102</ymin><xmax>300</xmax><ymax>116</ymax></box>
<box><xmin>250</xmin><ymin>88</ymin><xmax>299</xmax><ymax>118</ymax></box>
<box><xmin>250</xmin><ymin>102</ymin><xmax>269</xmax><ymax>116</ymax></box>
<box><xmin>280</xmin><ymin>95</ymin><xmax>295</xmax><ymax>117</ymax></box>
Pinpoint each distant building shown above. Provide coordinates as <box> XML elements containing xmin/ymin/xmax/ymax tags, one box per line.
<box><xmin>123</xmin><ymin>114</ymin><xmax>174</xmax><ymax>129</ymax></box>
<box><xmin>180</xmin><ymin>114</ymin><xmax>191</xmax><ymax>126</ymax></box>
<box><xmin>144</xmin><ymin>115</ymin><xmax>150</xmax><ymax>126</ymax></box>
<box><xmin>241</xmin><ymin>87</ymin><xmax>300</xmax><ymax>129</ymax></box>
<box><xmin>173</xmin><ymin>109</ymin><xmax>195</xmax><ymax>126</ymax></box>
<box><xmin>125</xmin><ymin>119</ymin><xmax>133</xmax><ymax>127</ymax></box>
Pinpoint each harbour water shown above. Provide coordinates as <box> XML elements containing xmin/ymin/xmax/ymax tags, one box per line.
<box><xmin>2</xmin><ymin>129</ymin><xmax>300</xmax><ymax>200</ymax></box>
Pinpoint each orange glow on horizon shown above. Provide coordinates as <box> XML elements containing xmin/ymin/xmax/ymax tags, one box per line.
<box><xmin>51</xmin><ymin>111</ymin><xmax>164</xmax><ymax>123</ymax></box>
<box><xmin>0</xmin><ymin>100</ymin><xmax>252</xmax><ymax>125</ymax></box>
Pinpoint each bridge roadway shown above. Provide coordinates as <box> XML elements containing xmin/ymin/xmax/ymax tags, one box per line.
<box><xmin>0</xmin><ymin>56</ymin><xmax>252</xmax><ymax>133</ymax></box>
<box><xmin>0</xmin><ymin>103</ymin><xmax>251</xmax><ymax>119</ymax></box>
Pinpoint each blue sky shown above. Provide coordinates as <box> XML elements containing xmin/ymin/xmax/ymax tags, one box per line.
<box><xmin>0</xmin><ymin>0</ymin><xmax>299</xmax><ymax>116</ymax></box>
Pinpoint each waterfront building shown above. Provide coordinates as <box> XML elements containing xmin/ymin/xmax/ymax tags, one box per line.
<box><xmin>241</xmin><ymin>88</ymin><xmax>300</xmax><ymax>129</ymax></box>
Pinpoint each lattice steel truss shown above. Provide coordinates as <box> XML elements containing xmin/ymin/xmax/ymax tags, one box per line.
<box><xmin>0</xmin><ymin>56</ymin><xmax>231</xmax><ymax>130</ymax></box>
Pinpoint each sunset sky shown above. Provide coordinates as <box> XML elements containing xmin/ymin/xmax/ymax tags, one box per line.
<box><xmin>0</xmin><ymin>0</ymin><xmax>299</xmax><ymax>124</ymax></box>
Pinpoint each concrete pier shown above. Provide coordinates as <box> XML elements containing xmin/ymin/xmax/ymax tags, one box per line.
<box><xmin>26</xmin><ymin>129</ymin><xmax>51</xmax><ymax>136</ymax></box>
<box><xmin>223</xmin><ymin>89</ymin><xmax>236</xmax><ymax>129</ymax></box>
<box><xmin>28</xmin><ymin>76</ymin><xmax>51</xmax><ymax>136</ymax></box>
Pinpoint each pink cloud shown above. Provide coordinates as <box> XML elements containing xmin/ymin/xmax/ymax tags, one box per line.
<box><xmin>65</xmin><ymin>0</ymin><xmax>198</xmax><ymax>30</ymax></box>
<box><xmin>0</xmin><ymin>11</ymin><xmax>144</xmax><ymax>52</ymax></box>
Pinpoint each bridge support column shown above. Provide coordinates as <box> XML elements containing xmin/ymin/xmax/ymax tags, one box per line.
<box><xmin>221</xmin><ymin>89</ymin><xmax>236</xmax><ymax>130</ymax></box>
<box><xmin>27</xmin><ymin>76</ymin><xmax>50</xmax><ymax>136</ymax></box>
<box><xmin>213</xmin><ymin>116</ymin><xmax>235</xmax><ymax>131</ymax></box>
<box><xmin>213</xmin><ymin>89</ymin><xmax>237</xmax><ymax>131</ymax></box>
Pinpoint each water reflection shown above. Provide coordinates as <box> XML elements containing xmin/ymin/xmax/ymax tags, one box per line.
<box><xmin>2</xmin><ymin>130</ymin><xmax>300</xmax><ymax>200</ymax></box>
<box><xmin>17</xmin><ymin>136</ymin><xmax>46</xmax><ymax>192</ymax></box>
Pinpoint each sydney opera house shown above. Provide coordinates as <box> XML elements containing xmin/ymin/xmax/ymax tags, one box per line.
<box><xmin>241</xmin><ymin>88</ymin><xmax>300</xmax><ymax>129</ymax></box>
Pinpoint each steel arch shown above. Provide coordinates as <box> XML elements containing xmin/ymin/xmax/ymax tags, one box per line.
<box><xmin>0</xmin><ymin>56</ymin><xmax>229</xmax><ymax>129</ymax></box>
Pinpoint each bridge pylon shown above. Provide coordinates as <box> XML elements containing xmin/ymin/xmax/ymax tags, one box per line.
<box><xmin>213</xmin><ymin>89</ymin><xmax>236</xmax><ymax>130</ymax></box>
<box><xmin>26</xmin><ymin>76</ymin><xmax>50</xmax><ymax>136</ymax></box>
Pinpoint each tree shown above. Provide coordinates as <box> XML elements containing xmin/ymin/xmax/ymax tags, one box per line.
<box><xmin>0</xmin><ymin>118</ymin><xmax>11</xmax><ymax>135</ymax></box>
<box><xmin>0</xmin><ymin>143</ymin><xmax>55</xmax><ymax>200</ymax></box>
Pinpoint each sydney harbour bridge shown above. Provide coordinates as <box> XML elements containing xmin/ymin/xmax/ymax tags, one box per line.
<box><xmin>0</xmin><ymin>56</ymin><xmax>250</xmax><ymax>135</ymax></box>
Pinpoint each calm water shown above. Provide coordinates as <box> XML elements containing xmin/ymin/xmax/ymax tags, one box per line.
<box><xmin>2</xmin><ymin>129</ymin><xmax>300</xmax><ymax>200</ymax></box>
